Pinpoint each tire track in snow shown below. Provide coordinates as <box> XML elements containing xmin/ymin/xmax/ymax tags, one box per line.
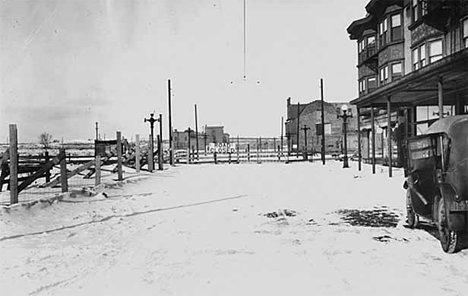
<box><xmin>0</xmin><ymin>194</ymin><xmax>248</xmax><ymax>242</ymax></box>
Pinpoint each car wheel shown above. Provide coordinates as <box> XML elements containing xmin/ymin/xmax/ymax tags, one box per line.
<box><xmin>437</xmin><ymin>196</ymin><xmax>464</xmax><ymax>253</ymax></box>
<box><xmin>406</xmin><ymin>190</ymin><xmax>419</xmax><ymax>228</ymax></box>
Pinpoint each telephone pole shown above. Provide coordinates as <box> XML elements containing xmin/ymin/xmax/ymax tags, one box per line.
<box><xmin>194</xmin><ymin>104</ymin><xmax>199</xmax><ymax>160</ymax></box>
<box><xmin>281</xmin><ymin>116</ymin><xmax>284</xmax><ymax>154</ymax></box>
<box><xmin>320</xmin><ymin>78</ymin><xmax>326</xmax><ymax>165</ymax></box>
<box><xmin>168</xmin><ymin>79</ymin><xmax>174</xmax><ymax>165</ymax></box>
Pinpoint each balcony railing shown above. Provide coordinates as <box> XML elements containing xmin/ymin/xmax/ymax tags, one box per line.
<box><xmin>358</xmin><ymin>43</ymin><xmax>377</xmax><ymax>65</ymax></box>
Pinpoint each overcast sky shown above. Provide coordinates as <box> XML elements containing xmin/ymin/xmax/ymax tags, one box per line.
<box><xmin>0</xmin><ymin>0</ymin><xmax>369</xmax><ymax>143</ymax></box>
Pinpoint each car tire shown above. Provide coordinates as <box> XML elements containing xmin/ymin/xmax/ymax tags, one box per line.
<box><xmin>406</xmin><ymin>190</ymin><xmax>419</xmax><ymax>228</ymax></box>
<box><xmin>437</xmin><ymin>196</ymin><xmax>464</xmax><ymax>253</ymax></box>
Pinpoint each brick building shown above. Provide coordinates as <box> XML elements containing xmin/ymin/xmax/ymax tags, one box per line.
<box><xmin>347</xmin><ymin>0</ymin><xmax>468</xmax><ymax>169</ymax></box>
<box><xmin>285</xmin><ymin>98</ymin><xmax>359</xmax><ymax>155</ymax></box>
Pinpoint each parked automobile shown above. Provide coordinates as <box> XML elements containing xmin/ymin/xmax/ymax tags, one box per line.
<box><xmin>404</xmin><ymin>115</ymin><xmax>468</xmax><ymax>253</ymax></box>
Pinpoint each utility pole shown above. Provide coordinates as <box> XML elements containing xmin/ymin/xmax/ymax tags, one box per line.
<box><xmin>187</xmin><ymin>127</ymin><xmax>192</xmax><ymax>162</ymax></box>
<box><xmin>194</xmin><ymin>104</ymin><xmax>199</xmax><ymax>160</ymax></box>
<box><xmin>320</xmin><ymin>78</ymin><xmax>326</xmax><ymax>165</ymax></box>
<box><xmin>297</xmin><ymin>102</ymin><xmax>300</xmax><ymax>158</ymax></box>
<box><xmin>158</xmin><ymin>113</ymin><xmax>163</xmax><ymax>170</ymax></box>
<box><xmin>301</xmin><ymin>125</ymin><xmax>310</xmax><ymax>160</ymax></box>
<box><xmin>168</xmin><ymin>79</ymin><xmax>174</xmax><ymax>165</ymax></box>
<box><xmin>281</xmin><ymin>116</ymin><xmax>284</xmax><ymax>154</ymax></box>
<box><xmin>95</xmin><ymin>122</ymin><xmax>99</xmax><ymax>140</ymax></box>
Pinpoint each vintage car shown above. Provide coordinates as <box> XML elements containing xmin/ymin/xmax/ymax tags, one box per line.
<box><xmin>404</xmin><ymin>115</ymin><xmax>468</xmax><ymax>253</ymax></box>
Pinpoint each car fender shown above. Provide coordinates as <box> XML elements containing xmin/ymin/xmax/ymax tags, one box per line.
<box><xmin>438</xmin><ymin>183</ymin><xmax>466</xmax><ymax>231</ymax></box>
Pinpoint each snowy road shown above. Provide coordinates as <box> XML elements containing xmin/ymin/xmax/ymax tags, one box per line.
<box><xmin>1</xmin><ymin>162</ymin><xmax>467</xmax><ymax>295</ymax></box>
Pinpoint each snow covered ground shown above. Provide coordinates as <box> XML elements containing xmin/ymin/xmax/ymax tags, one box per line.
<box><xmin>0</xmin><ymin>161</ymin><xmax>467</xmax><ymax>296</ymax></box>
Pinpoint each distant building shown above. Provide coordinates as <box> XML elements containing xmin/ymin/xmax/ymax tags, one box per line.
<box><xmin>173</xmin><ymin>126</ymin><xmax>230</xmax><ymax>151</ymax></box>
<box><xmin>285</xmin><ymin>98</ymin><xmax>358</xmax><ymax>155</ymax></box>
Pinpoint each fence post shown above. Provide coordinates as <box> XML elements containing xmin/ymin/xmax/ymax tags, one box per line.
<box><xmin>95</xmin><ymin>155</ymin><xmax>101</xmax><ymax>186</ymax></box>
<box><xmin>247</xmin><ymin>144</ymin><xmax>250</xmax><ymax>162</ymax></box>
<box><xmin>228</xmin><ymin>152</ymin><xmax>231</xmax><ymax>164</ymax></box>
<box><xmin>187</xmin><ymin>148</ymin><xmax>190</xmax><ymax>164</ymax></box>
<box><xmin>257</xmin><ymin>138</ymin><xmax>260</xmax><ymax>164</ymax></box>
<box><xmin>117</xmin><ymin>131</ymin><xmax>123</xmax><ymax>181</ymax></box>
<box><xmin>44</xmin><ymin>151</ymin><xmax>50</xmax><ymax>182</ymax></box>
<box><xmin>9</xmin><ymin>124</ymin><xmax>18</xmax><ymax>204</ymax></box>
<box><xmin>214</xmin><ymin>151</ymin><xmax>217</xmax><ymax>164</ymax></box>
<box><xmin>60</xmin><ymin>148</ymin><xmax>68</xmax><ymax>193</ymax></box>
<box><xmin>135</xmin><ymin>134</ymin><xmax>140</xmax><ymax>173</ymax></box>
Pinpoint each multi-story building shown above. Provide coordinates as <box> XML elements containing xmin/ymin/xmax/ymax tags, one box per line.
<box><xmin>285</xmin><ymin>98</ymin><xmax>359</xmax><ymax>156</ymax></box>
<box><xmin>347</xmin><ymin>0</ymin><xmax>468</xmax><ymax>169</ymax></box>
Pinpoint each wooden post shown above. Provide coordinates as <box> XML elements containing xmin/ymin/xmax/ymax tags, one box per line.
<box><xmin>297</xmin><ymin>102</ymin><xmax>300</xmax><ymax>158</ymax></box>
<box><xmin>320</xmin><ymin>78</ymin><xmax>326</xmax><ymax>165</ymax></box>
<box><xmin>237</xmin><ymin>136</ymin><xmax>240</xmax><ymax>163</ymax></box>
<box><xmin>256</xmin><ymin>138</ymin><xmax>260</xmax><ymax>163</ymax></box>
<box><xmin>214</xmin><ymin>151</ymin><xmax>217</xmax><ymax>164</ymax></box>
<box><xmin>148</xmin><ymin>134</ymin><xmax>154</xmax><ymax>172</ymax></box>
<box><xmin>117</xmin><ymin>131</ymin><xmax>123</xmax><ymax>181</ymax></box>
<box><xmin>281</xmin><ymin>116</ymin><xmax>284</xmax><ymax>155</ymax></box>
<box><xmin>187</xmin><ymin>148</ymin><xmax>190</xmax><ymax>164</ymax></box>
<box><xmin>95</xmin><ymin>155</ymin><xmax>101</xmax><ymax>186</ymax></box>
<box><xmin>387</xmin><ymin>97</ymin><xmax>393</xmax><ymax>178</ymax></box>
<box><xmin>371</xmin><ymin>105</ymin><xmax>376</xmax><ymax>174</ymax></box>
<box><xmin>194</xmin><ymin>104</ymin><xmax>199</xmax><ymax>160</ymax></box>
<box><xmin>438</xmin><ymin>78</ymin><xmax>444</xmax><ymax>119</ymax></box>
<box><xmin>247</xmin><ymin>144</ymin><xmax>250</xmax><ymax>162</ymax></box>
<box><xmin>9</xmin><ymin>124</ymin><xmax>18</xmax><ymax>204</ymax></box>
<box><xmin>381</xmin><ymin>132</ymin><xmax>384</xmax><ymax>161</ymax></box>
<box><xmin>228</xmin><ymin>152</ymin><xmax>232</xmax><ymax>164</ymax></box>
<box><xmin>135</xmin><ymin>134</ymin><xmax>140</xmax><ymax>173</ymax></box>
<box><xmin>357</xmin><ymin>108</ymin><xmax>362</xmax><ymax>171</ymax></box>
<box><xmin>60</xmin><ymin>148</ymin><xmax>68</xmax><ymax>193</ymax></box>
<box><xmin>158</xmin><ymin>135</ymin><xmax>163</xmax><ymax>170</ymax></box>
<box><xmin>168</xmin><ymin>79</ymin><xmax>174</xmax><ymax>165</ymax></box>
<box><xmin>44</xmin><ymin>151</ymin><xmax>51</xmax><ymax>182</ymax></box>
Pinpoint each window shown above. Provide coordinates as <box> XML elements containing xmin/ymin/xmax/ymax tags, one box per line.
<box><xmin>316</xmin><ymin>123</ymin><xmax>331</xmax><ymax>136</ymax></box>
<box><xmin>379</xmin><ymin>18</ymin><xmax>387</xmax><ymax>47</ymax></box>
<box><xmin>413</xmin><ymin>45</ymin><xmax>427</xmax><ymax>70</ymax></box>
<box><xmin>358</xmin><ymin>40</ymin><xmax>364</xmax><ymax>53</ymax></box>
<box><xmin>463</xmin><ymin>18</ymin><xmax>468</xmax><ymax>48</ymax></box>
<box><xmin>412</xmin><ymin>0</ymin><xmax>419</xmax><ymax>22</ymax></box>
<box><xmin>380</xmin><ymin>65</ymin><xmax>389</xmax><ymax>85</ymax></box>
<box><xmin>367</xmin><ymin>36</ymin><xmax>375</xmax><ymax>45</ymax></box>
<box><xmin>359</xmin><ymin>79</ymin><xmax>366</xmax><ymax>94</ymax></box>
<box><xmin>412</xmin><ymin>0</ymin><xmax>427</xmax><ymax>23</ymax></box>
<box><xmin>412</xmin><ymin>48</ymin><xmax>419</xmax><ymax>70</ymax></box>
<box><xmin>392</xmin><ymin>62</ymin><xmax>402</xmax><ymax>79</ymax></box>
<box><xmin>391</xmin><ymin>14</ymin><xmax>402</xmax><ymax>41</ymax></box>
<box><xmin>429</xmin><ymin>40</ymin><xmax>443</xmax><ymax>63</ymax></box>
<box><xmin>368</xmin><ymin>77</ymin><xmax>377</xmax><ymax>91</ymax></box>
<box><xmin>420</xmin><ymin>45</ymin><xmax>427</xmax><ymax>67</ymax></box>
